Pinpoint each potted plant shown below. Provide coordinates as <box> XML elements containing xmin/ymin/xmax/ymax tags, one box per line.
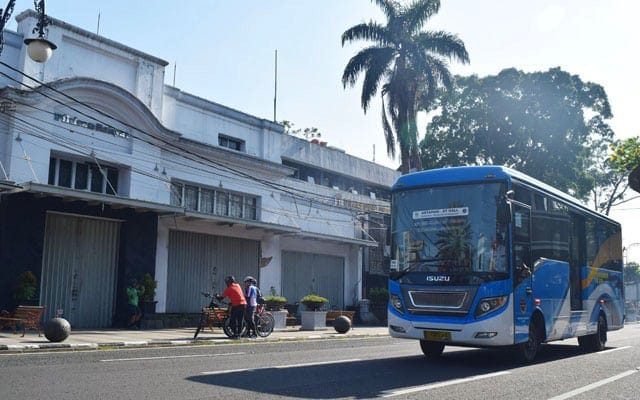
<box><xmin>13</xmin><ymin>271</ymin><xmax>38</xmax><ymax>305</ymax></box>
<box><xmin>300</xmin><ymin>294</ymin><xmax>328</xmax><ymax>311</ymax></box>
<box><xmin>300</xmin><ymin>294</ymin><xmax>329</xmax><ymax>330</ymax></box>
<box><xmin>140</xmin><ymin>273</ymin><xmax>158</xmax><ymax>315</ymax></box>
<box><xmin>264</xmin><ymin>286</ymin><xmax>287</xmax><ymax>311</ymax></box>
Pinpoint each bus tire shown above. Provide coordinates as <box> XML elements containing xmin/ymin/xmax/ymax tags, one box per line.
<box><xmin>578</xmin><ymin>313</ymin><xmax>607</xmax><ymax>352</ymax></box>
<box><xmin>420</xmin><ymin>340</ymin><xmax>445</xmax><ymax>357</ymax></box>
<box><xmin>516</xmin><ymin>320</ymin><xmax>540</xmax><ymax>363</ymax></box>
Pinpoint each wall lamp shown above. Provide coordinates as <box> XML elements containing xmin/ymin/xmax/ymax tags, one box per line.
<box><xmin>0</xmin><ymin>0</ymin><xmax>57</xmax><ymax>62</ymax></box>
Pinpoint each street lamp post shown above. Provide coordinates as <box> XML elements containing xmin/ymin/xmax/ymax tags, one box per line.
<box><xmin>0</xmin><ymin>0</ymin><xmax>56</xmax><ymax>62</ymax></box>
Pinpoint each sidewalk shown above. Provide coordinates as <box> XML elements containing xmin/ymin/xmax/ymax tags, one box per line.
<box><xmin>0</xmin><ymin>325</ymin><xmax>389</xmax><ymax>352</ymax></box>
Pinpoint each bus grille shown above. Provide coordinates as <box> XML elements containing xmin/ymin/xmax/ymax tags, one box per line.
<box><xmin>403</xmin><ymin>287</ymin><xmax>476</xmax><ymax>316</ymax></box>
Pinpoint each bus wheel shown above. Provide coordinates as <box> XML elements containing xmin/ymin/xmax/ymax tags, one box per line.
<box><xmin>578</xmin><ymin>313</ymin><xmax>607</xmax><ymax>352</ymax></box>
<box><xmin>516</xmin><ymin>321</ymin><xmax>540</xmax><ymax>363</ymax></box>
<box><xmin>420</xmin><ymin>340</ymin><xmax>445</xmax><ymax>357</ymax></box>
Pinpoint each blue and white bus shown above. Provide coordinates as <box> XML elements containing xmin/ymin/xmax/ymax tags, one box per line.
<box><xmin>388</xmin><ymin>166</ymin><xmax>624</xmax><ymax>361</ymax></box>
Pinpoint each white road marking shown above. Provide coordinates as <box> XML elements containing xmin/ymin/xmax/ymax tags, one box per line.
<box><xmin>597</xmin><ymin>346</ymin><xmax>631</xmax><ymax>354</ymax></box>
<box><xmin>100</xmin><ymin>352</ymin><xmax>245</xmax><ymax>362</ymax></box>
<box><xmin>547</xmin><ymin>369</ymin><xmax>639</xmax><ymax>400</ymax></box>
<box><xmin>379</xmin><ymin>371</ymin><xmax>511</xmax><ymax>397</ymax></box>
<box><xmin>200</xmin><ymin>358</ymin><xmax>362</xmax><ymax>375</ymax></box>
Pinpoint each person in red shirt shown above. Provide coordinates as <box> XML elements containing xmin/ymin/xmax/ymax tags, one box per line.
<box><xmin>217</xmin><ymin>276</ymin><xmax>247</xmax><ymax>338</ymax></box>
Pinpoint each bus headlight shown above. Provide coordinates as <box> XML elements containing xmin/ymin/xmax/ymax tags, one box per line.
<box><xmin>474</xmin><ymin>295</ymin><xmax>508</xmax><ymax>318</ymax></box>
<box><xmin>390</xmin><ymin>294</ymin><xmax>404</xmax><ymax>314</ymax></box>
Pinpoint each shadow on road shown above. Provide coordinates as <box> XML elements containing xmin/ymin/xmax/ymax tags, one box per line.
<box><xmin>186</xmin><ymin>342</ymin><xmax>605</xmax><ymax>398</ymax></box>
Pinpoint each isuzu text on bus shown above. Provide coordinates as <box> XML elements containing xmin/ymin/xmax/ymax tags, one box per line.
<box><xmin>387</xmin><ymin>166</ymin><xmax>624</xmax><ymax>362</ymax></box>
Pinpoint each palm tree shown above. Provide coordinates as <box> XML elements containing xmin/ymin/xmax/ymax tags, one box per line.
<box><xmin>342</xmin><ymin>0</ymin><xmax>469</xmax><ymax>173</ymax></box>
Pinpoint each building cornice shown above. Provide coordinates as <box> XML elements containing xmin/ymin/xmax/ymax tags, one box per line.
<box><xmin>15</xmin><ymin>10</ymin><xmax>169</xmax><ymax>67</ymax></box>
<box><xmin>164</xmin><ymin>86</ymin><xmax>283</xmax><ymax>133</ymax></box>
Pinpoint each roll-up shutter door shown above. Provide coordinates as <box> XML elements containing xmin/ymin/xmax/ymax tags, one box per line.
<box><xmin>40</xmin><ymin>212</ymin><xmax>121</xmax><ymax>328</ymax></box>
<box><xmin>282</xmin><ymin>251</ymin><xmax>344</xmax><ymax>310</ymax></box>
<box><xmin>166</xmin><ymin>230</ymin><xmax>259</xmax><ymax>313</ymax></box>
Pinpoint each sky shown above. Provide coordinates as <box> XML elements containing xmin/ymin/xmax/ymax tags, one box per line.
<box><xmin>6</xmin><ymin>0</ymin><xmax>640</xmax><ymax>257</ymax></box>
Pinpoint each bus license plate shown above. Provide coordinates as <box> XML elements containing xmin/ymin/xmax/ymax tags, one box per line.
<box><xmin>424</xmin><ymin>330</ymin><xmax>451</xmax><ymax>341</ymax></box>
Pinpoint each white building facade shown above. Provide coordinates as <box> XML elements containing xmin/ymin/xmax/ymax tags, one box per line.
<box><xmin>0</xmin><ymin>10</ymin><xmax>398</xmax><ymax>327</ymax></box>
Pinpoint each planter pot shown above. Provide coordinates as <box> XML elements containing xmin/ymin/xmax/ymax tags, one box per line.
<box><xmin>272</xmin><ymin>310</ymin><xmax>288</xmax><ymax>330</ymax></box>
<box><xmin>301</xmin><ymin>310</ymin><xmax>327</xmax><ymax>331</ymax></box>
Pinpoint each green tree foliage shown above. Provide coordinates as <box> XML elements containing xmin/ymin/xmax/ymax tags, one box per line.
<box><xmin>420</xmin><ymin>67</ymin><xmax>614</xmax><ymax>200</ymax></box>
<box><xmin>586</xmin><ymin>138</ymin><xmax>629</xmax><ymax>215</ymax></box>
<box><xmin>624</xmin><ymin>261</ymin><xmax>640</xmax><ymax>284</ymax></box>
<box><xmin>341</xmin><ymin>0</ymin><xmax>469</xmax><ymax>174</ymax></box>
<box><xmin>610</xmin><ymin>137</ymin><xmax>640</xmax><ymax>173</ymax></box>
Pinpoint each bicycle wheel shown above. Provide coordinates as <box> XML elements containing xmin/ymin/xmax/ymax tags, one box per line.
<box><xmin>255</xmin><ymin>312</ymin><xmax>274</xmax><ymax>337</ymax></box>
<box><xmin>224</xmin><ymin>317</ymin><xmax>247</xmax><ymax>338</ymax></box>
<box><xmin>194</xmin><ymin>313</ymin><xmax>206</xmax><ymax>339</ymax></box>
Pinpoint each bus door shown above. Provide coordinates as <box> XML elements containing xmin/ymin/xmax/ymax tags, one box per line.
<box><xmin>512</xmin><ymin>203</ymin><xmax>533</xmax><ymax>343</ymax></box>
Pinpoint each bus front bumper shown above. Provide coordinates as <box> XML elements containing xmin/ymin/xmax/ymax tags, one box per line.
<box><xmin>388</xmin><ymin>302</ymin><xmax>515</xmax><ymax>347</ymax></box>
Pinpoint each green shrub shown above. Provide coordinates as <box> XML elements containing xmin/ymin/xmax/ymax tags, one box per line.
<box><xmin>14</xmin><ymin>271</ymin><xmax>38</xmax><ymax>303</ymax></box>
<box><xmin>140</xmin><ymin>273</ymin><xmax>157</xmax><ymax>302</ymax></box>
<box><xmin>300</xmin><ymin>294</ymin><xmax>329</xmax><ymax>311</ymax></box>
<box><xmin>300</xmin><ymin>294</ymin><xmax>328</xmax><ymax>303</ymax></box>
<box><xmin>264</xmin><ymin>295</ymin><xmax>287</xmax><ymax>303</ymax></box>
<box><xmin>368</xmin><ymin>287</ymin><xmax>389</xmax><ymax>304</ymax></box>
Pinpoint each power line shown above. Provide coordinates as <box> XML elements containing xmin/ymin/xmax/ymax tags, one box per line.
<box><xmin>0</xmin><ymin>63</ymin><xmax>379</xmax><ymax>215</ymax></box>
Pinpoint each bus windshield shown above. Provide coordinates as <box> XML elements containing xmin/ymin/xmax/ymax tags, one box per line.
<box><xmin>391</xmin><ymin>182</ymin><xmax>509</xmax><ymax>284</ymax></box>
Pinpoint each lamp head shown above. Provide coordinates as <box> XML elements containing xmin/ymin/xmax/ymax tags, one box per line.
<box><xmin>24</xmin><ymin>36</ymin><xmax>57</xmax><ymax>63</ymax></box>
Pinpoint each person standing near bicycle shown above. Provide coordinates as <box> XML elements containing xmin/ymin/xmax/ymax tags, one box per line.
<box><xmin>243</xmin><ymin>276</ymin><xmax>258</xmax><ymax>338</ymax></box>
<box><xmin>216</xmin><ymin>276</ymin><xmax>246</xmax><ymax>339</ymax></box>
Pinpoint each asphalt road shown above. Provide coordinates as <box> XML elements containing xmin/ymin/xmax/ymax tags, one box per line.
<box><xmin>1</xmin><ymin>324</ymin><xmax>639</xmax><ymax>399</ymax></box>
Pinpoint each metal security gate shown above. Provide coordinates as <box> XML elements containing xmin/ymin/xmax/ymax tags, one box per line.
<box><xmin>40</xmin><ymin>212</ymin><xmax>121</xmax><ymax>328</ymax></box>
<box><xmin>282</xmin><ymin>251</ymin><xmax>345</xmax><ymax>310</ymax></box>
<box><xmin>166</xmin><ymin>230</ymin><xmax>260</xmax><ymax>313</ymax></box>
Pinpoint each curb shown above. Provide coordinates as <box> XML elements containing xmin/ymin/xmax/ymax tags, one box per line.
<box><xmin>0</xmin><ymin>330</ymin><xmax>388</xmax><ymax>353</ymax></box>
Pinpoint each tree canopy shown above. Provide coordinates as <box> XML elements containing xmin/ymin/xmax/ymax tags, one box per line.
<box><xmin>420</xmin><ymin>67</ymin><xmax>614</xmax><ymax>200</ymax></box>
<box><xmin>341</xmin><ymin>0</ymin><xmax>469</xmax><ymax>174</ymax></box>
<box><xmin>610</xmin><ymin>137</ymin><xmax>640</xmax><ymax>173</ymax></box>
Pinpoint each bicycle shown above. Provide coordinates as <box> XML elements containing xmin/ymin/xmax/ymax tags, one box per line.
<box><xmin>223</xmin><ymin>303</ymin><xmax>275</xmax><ymax>338</ymax></box>
<box><xmin>194</xmin><ymin>292</ymin><xmax>232</xmax><ymax>340</ymax></box>
<box><xmin>195</xmin><ymin>292</ymin><xmax>275</xmax><ymax>339</ymax></box>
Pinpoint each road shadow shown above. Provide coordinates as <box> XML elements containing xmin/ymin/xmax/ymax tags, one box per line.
<box><xmin>186</xmin><ymin>342</ymin><xmax>605</xmax><ymax>399</ymax></box>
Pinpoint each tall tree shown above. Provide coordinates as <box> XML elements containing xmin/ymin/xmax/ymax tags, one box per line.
<box><xmin>341</xmin><ymin>0</ymin><xmax>469</xmax><ymax>174</ymax></box>
<box><xmin>420</xmin><ymin>67</ymin><xmax>614</xmax><ymax>201</ymax></box>
<box><xmin>586</xmin><ymin>138</ymin><xmax>629</xmax><ymax>215</ymax></box>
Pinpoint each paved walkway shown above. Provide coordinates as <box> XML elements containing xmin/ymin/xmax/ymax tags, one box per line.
<box><xmin>0</xmin><ymin>325</ymin><xmax>389</xmax><ymax>352</ymax></box>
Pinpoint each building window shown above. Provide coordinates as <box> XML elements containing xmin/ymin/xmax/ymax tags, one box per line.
<box><xmin>215</xmin><ymin>191</ymin><xmax>229</xmax><ymax>216</ymax></box>
<box><xmin>218</xmin><ymin>134</ymin><xmax>245</xmax><ymax>152</ymax></box>
<box><xmin>229</xmin><ymin>194</ymin><xmax>243</xmax><ymax>218</ymax></box>
<box><xmin>48</xmin><ymin>156</ymin><xmax>119</xmax><ymax>195</ymax></box>
<box><xmin>170</xmin><ymin>182</ymin><xmax>183</xmax><ymax>206</ymax></box>
<box><xmin>184</xmin><ymin>185</ymin><xmax>199</xmax><ymax>211</ymax></box>
<box><xmin>170</xmin><ymin>180</ymin><xmax>258</xmax><ymax>221</ymax></box>
<box><xmin>201</xmin><ymin>188</ymin><xmax>215</xmax><ymax>214</ymax></box>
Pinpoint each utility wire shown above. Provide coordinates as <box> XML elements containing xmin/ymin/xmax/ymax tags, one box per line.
<box><xmin>0</xmin><ymin>62</ymin><xmax>378</xmax><ymax>212</ymax></box>
<box><xmin>2</xmin><ymin>114</ymin><xmax>364</xmax><ymax>226</ymax></box>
